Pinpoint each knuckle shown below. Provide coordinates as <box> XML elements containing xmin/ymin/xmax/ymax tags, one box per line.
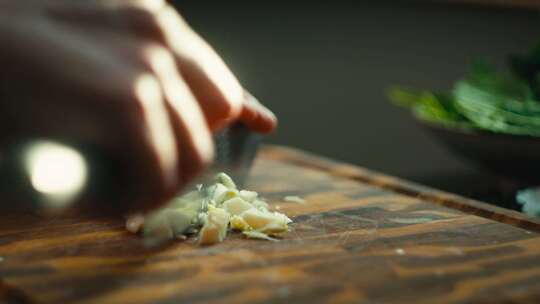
<box><xmin>149</xmin><ymin>45</ymin><xmax>176</xmax><ymax>69</ymax></box>
<box><xmin>227</xmin><ymin>93</ymin><xmax>244</xmax><ymax>117</ymax></box>
<box><xmin>161</xmin><ymin>5</ymin><xmax>190</xmax><ymax>29</ymax></box>
<box><xmin>207</xmin><ymin>76</ymin><xmax>245</xmax><ymax>122</ymax></box>
<box><xmin>214</xmin><ymin>93</ymin><xmax>243</xmax><ymax>122</ymax></box>
<box><xmin>132</xmin><ymin>73</ymin><xmax>163</xmax><ymax>108</ymax></box>
<box><xmin>198</xmin><ymin>86</ymin><xmax>244</xmax><ymax>123</ymax></box>
<box><xmin>139</xmin><ymin>0</ymin><xmax>167</xmax><ymax>12</ymax></box>
<box><xmin>108</xmin><ymin>71</ymin><xmax>162</xmax><ymax>120</ymax></box>
<box><xmin>96</xmin><ymin>66</ymin><xmax>165</xmax><ymax>119</ymax></box>
<box><xmin>132</xmin><ymin>45</ymin><xmax>154</xmax><ymax>70</ymax></box>
<box><xmin>124</xmin><ymin>0</ymin><xmax>165</xmax><ymax>15</ymax></box>
<box><xmin>122</xmin><ymin>3</ymin><xmax>158</xmax><ymax>22</ymax></box>
<box><xmin>137</xmin><ymin>44</ymin><xmax>175</xmax><ymax>72</ymax></box>
<box><xmin>122</xmin><ymin>4</ymin><xmax>166</xmax><ymax>40</ymax></box>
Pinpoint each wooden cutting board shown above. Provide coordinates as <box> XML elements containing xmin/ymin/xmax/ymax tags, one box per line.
<box><xmin>1</xmin><ymin>145</ymin><xmax>540</xmax><ymax>304</ymax></box>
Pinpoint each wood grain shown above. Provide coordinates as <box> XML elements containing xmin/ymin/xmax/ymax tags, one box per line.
<box><xmin>1</xmin><ymin>145</ymin><xmax>540</xmax><ymax>304</ymax></box>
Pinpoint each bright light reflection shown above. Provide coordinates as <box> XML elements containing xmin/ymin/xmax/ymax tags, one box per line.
<box><xmin>25</xmin><ymin>141</ymin><xmax>88</xmax><ymax>208</ymax></box>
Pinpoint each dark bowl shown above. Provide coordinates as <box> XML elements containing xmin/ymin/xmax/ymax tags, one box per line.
<box><xmin>418</xmin><ymin>120</ymin><xmax>540</xmax><ymax>183</ymax></box>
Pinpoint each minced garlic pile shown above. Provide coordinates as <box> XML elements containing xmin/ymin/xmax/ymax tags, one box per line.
<box><xmin>126</xmin><ymin>173</ymin><xmax>292</xmax><ymax>245</ymax></box>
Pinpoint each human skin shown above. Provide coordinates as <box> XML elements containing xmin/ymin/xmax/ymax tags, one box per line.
<box><xmin>0</xmin><ymin>0</ymin><xmax>277</xmax><ymax>212</ymax></box>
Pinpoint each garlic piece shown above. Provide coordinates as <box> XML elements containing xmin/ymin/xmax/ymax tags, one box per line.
<box><xmin>169</xmin><ymin>190</ymin><xmax>204</xmax><ymax>209</ymax></box>
<box><xmin>207</xmin><ymin>183</ymin><xmax>237</xmax><ymax>205</ymax></box>
<box><xmin>216</xmin><ymin>172</ymin><xmax>237</xmax><ymax>189</ymax></box>
<box><xmin>127</xmin><ymin>172</ymin><xmax>293</xmax><ymax>246</ymax></box>
<box><xmin>284</xmin><ymin>195</ymin><xmax>305</xmax><ymax>204</ymax></box>
<box><xmin>241</xmin><ymin>208</ymin><xmax>291</xmax><ymax>234</ymax></box>
<box><xmin>243</xmin><ymin>230</ymin><xmax>279</xmax><ymax>242</ymax></box>
<box><xmin>239</xmin><ymin>190</ymin><xmax>258</xmax><ymax>203</ymax></box>
<box><xmin>223</xmin><ymin>197</ymin><xmax>253</xmax><ymax>216</ymax></box>
<box><xmin>126</xmin><ymin>214</ymin><xmax>145</xmax><ymax>233</ymax></box>
<box><xmin>252</xmin><ymin>199</ymin><xmax>269</xmax><ymax>210</ymax></box>
<box><xmin>198</xmin><ymin>206</ymin><xmax>230</xmax><ymax>245</ymax></box>
<box><xmin>230</xmin><ymin>215</ymin><xmax>250</xmax><ymax>231</ymax></box>
<box><xmin>165</xmin><ymin>208</ymin><xmax>197</xmax><ymax>235</ymax></box>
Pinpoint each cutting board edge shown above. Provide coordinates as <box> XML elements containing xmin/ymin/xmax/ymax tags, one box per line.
<box><xmin>260</xmin><ymin>145</ymin><xmax>540</xmax><ymax>232</ymax></box>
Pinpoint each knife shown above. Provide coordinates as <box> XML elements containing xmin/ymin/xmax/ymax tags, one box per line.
<box><xmin>0</xmin><ymin>122</ymin><xmax>261</xmax><ymax>215</ymax></box>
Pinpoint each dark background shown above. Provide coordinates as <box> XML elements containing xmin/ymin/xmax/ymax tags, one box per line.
<box><xmin>175</xmin><ymin>1</ymin><xmax>540</xmax><ymax>206</ymax></box>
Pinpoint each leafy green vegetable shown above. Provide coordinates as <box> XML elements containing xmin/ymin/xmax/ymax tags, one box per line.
<box><xmin>389</xmin><ymin>42</ymin><xmax>540</xmax><ymax>137</ymax></box>
<box><xmin>388</xmin><ymin>87</ymin><xmax>471</xmax><ymax>129</ymax></box>
<box><xmin>508</xmin><ymin>41</ymin><xmax>540</xmax><ymax>100</ymax></box>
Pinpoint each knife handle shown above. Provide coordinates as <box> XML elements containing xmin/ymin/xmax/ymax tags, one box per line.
<box><xmin>0</xmin><ymin>140</ymin><xmax>131</xmax><ymax>214</ymax></box>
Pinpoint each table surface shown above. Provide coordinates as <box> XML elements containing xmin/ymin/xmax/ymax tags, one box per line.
<box><xmin>1</xmin><ymin>146</ymin><xmax>540</xmax><ymax>304</ymax></box>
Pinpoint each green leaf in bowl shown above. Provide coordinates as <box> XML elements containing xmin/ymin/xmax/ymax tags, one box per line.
<box><xmin>453</xmin><ymin>60</ymin><xmax>540</xmax><ymax>136</ymax></box>
<box><xmin>387</xmin><ymin>86</ymin><xmax>472</xmax><ymax>129</ymax></box>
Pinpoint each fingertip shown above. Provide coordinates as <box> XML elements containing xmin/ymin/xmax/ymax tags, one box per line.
<box><xmin>260</xmin><ymin>106</ymin><xmax>278</xmax><ymax>130</ymax></box>
<box><xmin>241</xmin><ymin>92</ymin><xmax>278</xmax><ymax>133</ymax></box>
<box><xmin>249</xmin><ymin>117</ymin><xmax>278</xmax><ymax>134</ymax></box>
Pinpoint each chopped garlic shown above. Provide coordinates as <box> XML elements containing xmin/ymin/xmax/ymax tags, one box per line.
<box><xmin>126</xmin><ymin>214</ymin><xmax>145</xmax><ymax>233</ymax></box>
<box><xmin>207</xmin><ymin>183</ymin><xmax>237</xmax><ymax>205</ymax></box>
<box><xmin>216</xmin><ymin>172</ymin><xmax>237</xmax><ymax>189</ymax></box>
<box><xmin>165</xmin><ymin>208</ymin><xmax>196</xmax><ymax>235</ymax></box>
<box><xmin>239</xmin><ymin>190</ymin><xmax>258</xmax><ymax>203</ymax></box>
<box><xmin>142</xmin><ymin>192</ymin><xmax>203</xmax><ymax>240</ymax></box>
<box><xmin>223</xmin><ymin>197</ymin><xmax>253</xmax><ymax>216</ymax></box>
<box><xmin>143</xmin><ymin>211</ymin><xmax>174</xmax><ymax>240</ymax></box>
<box><xmin>230</xmin><ymin>215</ymin><xmax>250</xmax><ymax>231</ymax></box>
<box><xmin>198</xmin><ymin>206</ymin><xmax>230</xmax><ymax>245</ymax></box>
<box><xmin>284</xmin><ymin>195</ymin><xmax>305</xmax><ymax>204</ymax></box>
<box><xmin>243</xmin><ymin>230</ymin><xmax>279</xmax><ymax>242</ymax></box>
<box><xmin>252</xmin><ymin>199</ymin><xmax>269</xmax><ymax>210</ymax></box>
<box><xmin>241</xmin><ymin>208</ymin><xmax>291</xmax><ymax>234</ymax></box>
<box><xmin>169</xmin><ymin>190</ymin><xmax>204</xmax><ymax>209</ymax></box>
<box><xmin>127</xmin><ymin>172</ymin><xmax>292</xmax><ymax>246</ymax></box>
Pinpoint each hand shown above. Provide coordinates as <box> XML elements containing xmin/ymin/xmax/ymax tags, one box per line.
<box><xmin>0</xmin><ymin>0</ymin><xmax>277</xmax><ymax>212</ymax></box>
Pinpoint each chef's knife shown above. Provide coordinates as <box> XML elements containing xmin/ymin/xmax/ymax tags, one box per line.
<box><xmin>0</xmin><ymin>122</ymin><xmax>261</xmax><ymax>215</ymax></box>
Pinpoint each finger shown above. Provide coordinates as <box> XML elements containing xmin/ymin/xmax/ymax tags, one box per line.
<box><xmin>49</xmin><ymin>2</ymin><xmax>245</xmax><ymax>131</ymax></box>
<box><xmin>49</xmin><ymin>2</ymin><xmax>277</xmax><ymax>134</ymax></box>
<box><xmin>54</xmin><ymin>41</ymin><xmax>181</xmax><ymax>211</ymax></box>
<box><xmin>66</xmin><ymin>25</ymin><xmax>214</xmax><ymax>194</ymax></box>
<box><xmin>153</xmin><ymin>7</ymin><xmax>245</xmax><ymax>131</ymax></box>
<box><xmin>71</xmin><ymin>73</ymin><xmax>181</xmax><ymax>212</ymax></box>
<box><xmin>60</xmin><ymin>72</ymin><xmax>180</xmax><ymax>213</ymax></box>
<box><xmin>129</xmin><ymin>73</ymin><xmax>179</xmax><ymax>192</ymax></box>
<box><xmin>46</xmin><ymin>0</ymin><xmax>166</xmax><ymax>19</ymax></box>
<box><xmin>240</xmin><ymin>92</ymin><xmax>278</xmax><ymax>133</ymax></box>
<box><xmin>139</xmin><ymin>44</ymin><xmax>214</xmax><ymax>187</ymax></box>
